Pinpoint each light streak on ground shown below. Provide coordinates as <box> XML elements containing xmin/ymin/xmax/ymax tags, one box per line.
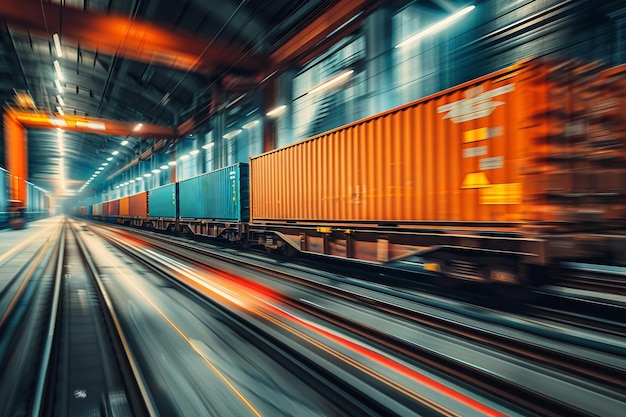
<box><xmin>108</xmin><ymin>229</ymin><xmax>507</xmax><ymax>417</ymax></box>
<box><xmin>88</xmin><ymin>237</ymin><xmax>264</xmax><ymax>417</ymax></box>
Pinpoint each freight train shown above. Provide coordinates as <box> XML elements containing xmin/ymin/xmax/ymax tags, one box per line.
<box><xmin>75</xmin><ymin>59</ymin><xmax>626</xmax><ymax>285</ymax></box>
<box><xmin>1</xmin><ymin>166</ymin><xmax>51</xmax><ymax>229</ymax></box>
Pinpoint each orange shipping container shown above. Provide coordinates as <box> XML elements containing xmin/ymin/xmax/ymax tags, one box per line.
<box><xmin>250</xmin><ymin>60</ymin><xmax>626</xmax><ymax>229</ymax></box>
<box><xmin>119</xmin><ymin>197</ymin><xmax>130</xmax><ymax>216</ymax></box>
<box><xmin>129</xmin><ymin>192</ymin><xmax>148</xmax><ymax>217</ymax></box>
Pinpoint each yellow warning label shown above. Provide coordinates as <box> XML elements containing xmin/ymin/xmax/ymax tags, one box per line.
<box><xmin>461</xmin><ymin>172</ymin><xmax>491</xmax><ymax>189</ymax></box>
<box><xmin>464</xmin><ymin>127</ymin><xmax>489</xmax><ymax>143</ymax></box>
<box><xmin>480</xmin><ymin>183</ymin><xmax>522</xmax><ymax>204</ymax></box>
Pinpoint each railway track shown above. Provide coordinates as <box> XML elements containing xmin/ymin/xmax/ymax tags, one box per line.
<box><xmin>0</xmin><ymin>219</ymin><xmax>155</xmax><ymax>417</ymax></box>
<box><xmin>91</xmin><ymin>221</ymin><xmax>626</xmax><ymax>417</ymax></box>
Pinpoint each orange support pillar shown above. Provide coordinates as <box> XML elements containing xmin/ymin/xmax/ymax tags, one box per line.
<box><xmin>4</xmin><ymin>112</ymin><xmax>28</xmax><ymax>208</ymax></box>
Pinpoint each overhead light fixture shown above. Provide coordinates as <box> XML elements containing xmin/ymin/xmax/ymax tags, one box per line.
<box><xmin>223</xmin><ymin>129</ymin><xmax>242</xmax><ymax>139</ymax></box>
<box><xmin>124</xmin><ymin>181</ymin><xmax>129</xmax><ymax>185</ymax></box>
<box><xmin>53</xmin><ymin>33</ymin><xmax>62</xmax><ymax>57</ymax></box>
<box><xmin>101</xmin><ymin>162</ymin><xmax>108</xmax><ymax>166</ymax></box>
<box><xmin>76</xmin><ymin>121</ymin><xmax>106</xmax><ymax>131</ymax></box>
<box><xmin>55</xmin><ymin>79</ymin><xmax>63</xmax><ymax>93</ymax></box>
<box><xmin>115</xmin><ymin>185</ymin><xmax>120</xmax><ymax>189</ymax></box>
<box><xmin>307</xmin><ymin>70</ymin><xmax>354</xmax><ymax>95</ymax></box>
<box><xmin>133</xmin><ymin>123</ymin><xmax>143</xmax><ymax>132</ymax></box>
<box><xmin>135</xmin><ymin>177</ymin><xmax>143</xmax><ymax>181</ymax></box>
<box><xmin>96</xmin><ymin>167</ymin><xmax>103</xmax><ymax>171</ymax></box>
<box><xmin>242</xmin><ymin>120</ymin><xmax>259</xmax><ymax>129</ymax></box>
<box><xmin>151</xmin><ymin>168</ymin><xmax>161</xmax><ymax>173</ymax></box>
<box><xmin>396</xmin><ymin>5</ymin><xmax>475</xmax><ymax>48</ymax></box>
<box><xmin>160</xmin><ymin>165</ymin><xmax>168</xmax><ymax>170</ymax></box>
<box><xmin>143</xmin><ymin>173</ymin><xmax>152</xmax><ymax>177</ymax></box>
<box><xmin>56</xmin><ymin>95</ymin><xmax>65</xmax><ymax>106</ymax></box>
<box><xmin>54</xmin><ymin>60</ymin><xmax>63</xmax><ymax>80</ymax></box>
<box><xmin>180</xmin><ymin>154</ymin><xmax>190</xmax><ymax>160</ymax></box>
<box><xmin>56</xmin><ymin>106</ymin><xmax>64</xmax><ymax>116</ymax></box>
<box><xmin>106</xmin><ymin>157</ymin><xmax>113</xmax><ymax>161</ymax></box>
<box><xmin>50</xmin><ymin>118</ymin><xmax>67</xmax><ymax>127</ymax></box>
<box><xmin>112</xmin><ymin>150</ymin><xmax>119</xmax><ymax>155</ymax></box>
<box><xmin>202</xmin><ymin>143</ymin><xmax>214</xmax><ymax>149</ymax></box>
<box><xmin>121</xmin><ymin>140</ymin><xmax>129</xmax><ymax>146</ymax></box>
<box><xmin>266</xmin><ymin>105</ymin><xmax>286</xmax><ymax>118</ymax></box>
<box><xmin>129</xmin><ymin>179</ymin><xmax>135</xmax><ymax>183</ymax></box>
<box><xmin>167</xmin><ymin>160</ymin><xmax>177</xmax><ymax>166</ymax></box>
<box><xmin>189</xmin><ymin>149</ymin><xmax>200</xmax><ymax>155</ymax></box>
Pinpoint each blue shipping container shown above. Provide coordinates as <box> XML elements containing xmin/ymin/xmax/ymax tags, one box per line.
<box><xmin>148</xmin><ymin>183</ymin><xmax>177</xmax><ymax>218</ymax></box>
<box><xmin>179</xmin><ymin>163</ymin><xmax>249</xmax><ymax>221</ymax></box>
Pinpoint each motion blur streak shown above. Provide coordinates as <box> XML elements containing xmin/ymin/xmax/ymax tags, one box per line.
<box><xmin>263</xmin><ymin>303</ymin><xmax>507</xmax><ymax>417</ymax></box>
<box><xmin>0</xmin><ymin>221</ymin><xmax>62</xmax><ymax>327</ymax></box>
<box><xmin>0</xmin><ymin>222</ymin><xmax>57</xmax><ymax>266</ymax></box>
<box><xmin>110</xmin><ymin>231</ymin><xmax>502</xmax><ymax>415</ymax></box>
<box><xmin>90</xmin><ymin>244</ymin><xmax>264</xmax><ymax>417</ymax></box>
<box><xmin>138</xmin><ymin>242</ymin><xmax>503</xmax><ymax>416</ymax></box>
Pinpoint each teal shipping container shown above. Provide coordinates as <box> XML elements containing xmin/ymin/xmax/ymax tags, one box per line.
<box><xmin>148</xmin><ymin>183</ymin><xmax>177</xmax><ymax>218</ymax></box>
<box><xmin>178</xmin><ymin>163</ymin><xmax>249</xmax><ymax>221</ymax></box>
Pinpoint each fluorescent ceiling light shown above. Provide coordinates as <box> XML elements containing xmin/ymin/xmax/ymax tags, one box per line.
<box><xmin>167</xmin><ymin>160</ymin><xmax>177</xmax><ymax>166</ymax></box>
<box><xmin>56</xmin><ymin>106</ymin><xmax>64</xmax><ymax>116</ymax></box>
<box><xmin>76</xmin><ymin>121</ymin><xmax>106</xmax><ymax>131</ymax></box>
<box><xmin>135</xmin><ymin>177</ymin><xmax>143</xmax><ymax>181</ymax></box>
<box><xmin>50</xmin><ymin>118</ymin><xmax>67</xmax><ymax>127</ymax></box>
<box><xmin>202</xmin><ymin>143</ymin><xmax>214</xmax><ymax>149</ymax></box>
<box><xmin>180</xmin><ymin>154</ymin><xmax>190</xmax><ymax>160</ymax></box>
<box><xmin>160</xmin><ymin>165</ymin><xmax>168</xmax><ymax>170</ymax></box>
<box><xmin>189</xmin><ymin>149</ymin><xmax>200</xmax><ymax>155</ymax></box>
<box><xmin>56</xmin><ymin>95</ymin><xmax>65</xmax><ymax>106</ymax></box>
<box><xmin>143</xmin><ymin>173</ymin><xmax>152</xmax><ymax>177</ymax></box>
<box><xmin>121</xmin><ymin>140</ymin><xmax>129</xmax><ymax>146</ymax></box>
<box><xmin>101</xmin><ymin>162</ymin><xmax>108</xmax><ymax>166</ymax></box>
<box><xmin>133</xmin><ymin>123</ymin><xmax>143</xmax><ymax>131</ymax></box>
<box><xmin>124</xmin><ymin>181</ymin><xmax>129</xmax><ymax>185</ymax></box>
<box><xmin>53</xmin><ymin>33</ymin><xmax>62</xmax><ymax>57</ymax></box>
<box><xmin>129</xmin><ymin>179</ymin><xmax>135</xmax><ymax>183</ymax></box>
<box><xmin>55</xmin><ymin>79</ymin><xmax>63</xmax><ymax>93</ymax></box>
<box><xmin>54</xmin><ymin>60</ymin><xmax>63</xmax><ymax>80</ymax></box>
<box><xmin>242</xmin><ymin>120</ymin><xmax>259</xmax><ymax>130</ymax></box>
<box><xmin>112</xmin><ymin>150</ymin><xmax>119</xmax><ymax>155</ymax></box>
<box><xmin>223</xmin><ymin>129</ymin><xmax>242</xmax><ymax>139</ymax></box>
<box><xmin>266</xmin><ymin>105</ymin><xmax>286</xmax><ymax>118</ymax></box>
<box><xmin>151</xmin><ymin>169</ymin><xmax>161</xmax><ymax>173</ymax></box>
<box><xmin>396</xmin><ymin>5</ymin><xmax>475</xmax><ymax>48</ymax></box>
<box><xmin>106</xmin><ymin>157</ymin><xmax>113</xmax><ymax>161</ymax></box>
<box><xmin>307</xmin><ymin>70</ymin><xmax>354</xmax><ymax>95</ymax></box>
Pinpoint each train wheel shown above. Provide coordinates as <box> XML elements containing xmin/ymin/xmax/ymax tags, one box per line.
<box><xmin>281</xmin><ymin>243</ymin><xmax>297</xmax><ymax>258</ymax></box>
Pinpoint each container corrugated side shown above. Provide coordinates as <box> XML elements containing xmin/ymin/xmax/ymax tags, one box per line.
<box><xmin>179</xmin><ymin>163</ymin><xmax>249</xmax><ymax>221</ymax></box>
<box><xmin>148</xmin><ymin>183</ymin><xmax>177</xmax><ymax>218</ymax></box>
<box><xmin>250</xmin><ymin>60</ymin><xmax>626</xmax><ymax>229</ymax></box>
<box><xmin>108</xmin><ymin>199</ymin><xmax>120</xmax><ymax>216</ymax></box>
<box><xmin>119</xmin><ymin>197</ymin><xmax>130</xmax><ymax>216</ymax></box>
<box><xmin>129</xmin><ymin>192</ymin><xmax>148</xmax><ymax>217</ymax></box>
<box><xmin>102</xmin><ymin>201</ymin><xmax>110</xmax><ymax>216</ymax></box>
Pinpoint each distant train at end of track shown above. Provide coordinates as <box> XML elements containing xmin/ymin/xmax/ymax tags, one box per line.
<box><xmin>74</xmin><ymin>59</ymin><xmax>626</xmax><ymax>286</ymax></box>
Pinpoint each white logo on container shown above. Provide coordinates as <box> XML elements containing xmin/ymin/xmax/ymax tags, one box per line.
<box><xmin>438</xmin><ymin>84</ymin><xmax>515</xmax><ymax>123</ymax></box>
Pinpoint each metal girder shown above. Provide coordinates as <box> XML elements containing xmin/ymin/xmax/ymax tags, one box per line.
<box><xmin>0</xmin><ymin>0</ymin><xmax>265</xmax><ymax>75</ymax></box>
<box><xmin>270</xmin><ymin>0</ymin><xmax>375</xmax><ymax>66</ymax></box>
<box><xmin>9</xmin><ymin>109</ymin><xmax>176</xmax><ymax>138</ymax></box>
